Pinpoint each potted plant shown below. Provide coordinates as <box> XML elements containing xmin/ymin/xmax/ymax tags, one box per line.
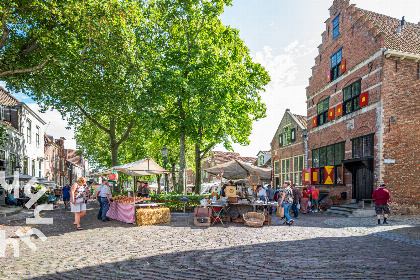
<box><xmin>330</xmin><ymin>195</ymin><xmax>342</xmax><ymax>205</ymax></box>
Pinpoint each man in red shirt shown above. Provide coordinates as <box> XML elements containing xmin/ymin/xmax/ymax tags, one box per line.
<box><xmin>311</xmin><ymin>186</ymin><xmax>319</xmax><ymax>212</ymax></box>
<box><xmin>372</xmin><ymin>184</ymin><xmax>391</xmax><ymax>224</ymax></box>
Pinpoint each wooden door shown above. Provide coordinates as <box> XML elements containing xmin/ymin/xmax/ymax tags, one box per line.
<box><xmin>354</xmin><ymin>163</ymin><xmax>373</xmax><ymax>201</ymax></box>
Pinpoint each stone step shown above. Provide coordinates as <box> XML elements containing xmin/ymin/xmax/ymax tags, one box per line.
<box><xmin>325</xmin><ymin>209</ymin><xmax>353</xmax><ymax>217</ymax></box>
<box><xmin>329</xmin><ymin>206</ymin><xmax>355</xmax><ymax>213</ymax></box>
<box><xmin>334</xmin><ymin>204</ymin><xmax>362</xmax><ymax>209</ymax></box>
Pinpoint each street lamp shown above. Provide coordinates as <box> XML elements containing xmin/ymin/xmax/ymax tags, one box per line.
<box><xmin>160</xmin><ymin>145</ymin><xmax>170</xmax><ymax>206</ymax></box>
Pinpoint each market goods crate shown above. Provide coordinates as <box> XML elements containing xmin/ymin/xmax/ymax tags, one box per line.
<box><xmin>194</xmin><ymin>217</ymin><xmax>211</xmax><ymax>227</ymax></box>
<box><xmin>264</xmin><ymin>215</ymin><xmax>271</xmax><ymax>226</ymax></box>
<box><xmin>136</xmin><ymin>207</ymin><xmax>170</xmax><ymax>226</ymax></box>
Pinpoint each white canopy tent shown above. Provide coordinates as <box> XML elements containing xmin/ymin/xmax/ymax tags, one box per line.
<box><xmin>94</xmin><ymin>158</ymin><xmax>171</xmax><ymax>210</ymax></box>
<box><xmin>205</xmin><ymin>159</ymin><xmax>272</xmax><ymax>181</ymax></box>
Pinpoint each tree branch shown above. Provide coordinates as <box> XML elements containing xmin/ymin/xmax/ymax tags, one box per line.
<box><xmin>192</xmin><ymin>15</ymin><xmax>206</xmax><ymax>46</ymax></box>
<box><xmin>0</xmin><ymin>59</ymin><xmax>53</xmax><ymax>77</ymax></box>
<box><xmin>200</xmin><ymin>127</ymin><xmax>222</xmax><ymax>160</ymax></box>
<box><xmin>116</xmin><ymin>119</ymin><xmax>134</xmax><ymax>147</ymax></box>
<box><xmin>0</xmin><ymin>15</ymin><xmax>10</xmax><ymax>50</ymax></box>
<box><xmin>75</xmin><ymin>103</ymin><xmax>110</xmax><ymax>134</ymax></box>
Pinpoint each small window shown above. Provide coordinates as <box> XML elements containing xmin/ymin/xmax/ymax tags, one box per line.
<box><xmin>26</xmin><ymin>119</ymin><xmax>32</xmax><ymax>144</ymax></box>
<box><xmin>24</xmin><ymin>157</ymin><xmax>29</xmax><ymax>174</ymax></box>
<box><xmin>10</xmin><ymin>154</ymin><xmax>17</xmax><ymax>171</ymax></box>
<box><xmin>32</xmin><ymin>159</ymin><xmax>35</xmax><ymax>176</ymax></box>
<box><xmin>274</xmin><ymin>161</ymin><xmax>279</xmax><ymax>175</ymax></box>
<box><xmin>283</xmin><ymin>125</ymin><xmax>291</xmax><ymax>145</ymax></box>
<box><xmin>333</xmin><ymin>15</ymin><xmax>340</xmax><ymax>39</ymax></box>
<box><xmin>317</xmin><ymin>98</ymin><xmax>329</xmax><ymax>126</ymax></box>
<box><xmin>330</xmin><ymin>49</ymin><xmax>342</xmax><ymax>81</ymax></box>
<box><xmin>343</xmin><ymin>80</ymin><xmax>361</xmax><ymax>114</ymax></box>
<box><xmin>352</xmin><ymin>134</ymin><xmax>373</xmax><ymax>158</ymax></box>
<box><xmin>38</xmin><ymin>161</ymin><xmax>42</xmax><ymax>178</ymax></box>
<box><xmin>36</xmin><ymin>126</ymin><xmax>40</xmax><ymax>147</ymax></box>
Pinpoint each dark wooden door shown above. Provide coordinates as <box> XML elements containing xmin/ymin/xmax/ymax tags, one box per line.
<box><xmin>354</xmin><ymin>163</ymin><xmax>373</xmax><ymax>201</ymax></box>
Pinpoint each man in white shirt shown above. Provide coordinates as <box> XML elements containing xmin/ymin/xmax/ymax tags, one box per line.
<box><xmin>100</xmin><ymin>181</ymin><xmax>112</xmax><ymax>222</ymax></box>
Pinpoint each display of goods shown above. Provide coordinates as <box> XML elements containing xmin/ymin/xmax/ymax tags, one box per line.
<box><xmin>112</xmin><ymin>196</ymin><xmax>143</xmax><ymax>204</ymax></box>
<box><xmin>136</xmin><ymin>207</ymin><xmax>171</xmax><ymax>226</ymax></box>
<box><xmin>228</xmin><ymin>196</ymin><xmax>240</xmax><ymax>203</ymax></box>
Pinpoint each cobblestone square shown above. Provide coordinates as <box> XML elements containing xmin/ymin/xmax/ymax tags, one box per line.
<box><xmin>0</xmin><ymin>202</ymin><xmax>419</xmax><ymax>280</ymax></box>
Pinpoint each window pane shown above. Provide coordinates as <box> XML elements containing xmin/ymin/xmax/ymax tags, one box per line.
<box><xmin>319</xmin><ymin>147</ymin><xmax>327</xmax><ymax>167</ymax></box>
<box><xmin>343</xmin><ymin>87</ymin><xmax>351</xmax><ymax>101</ymax></box>
<box><xmin>327</xmin><ymin>145</ymin><xmax>335</xmax><ymax>166</ymax></box>
<box><xmin>335</xmin><ymin>143</ymin><xmax>343</xmax><ymax>165</ymax></box>
<box><xmin>336</xmin><ymin>165</ymin><xmax>343</xmax><ymax>184</ymax></box>
<box><xmin>333</xmin><ymin>16</ymin><xmax>339</xmax><ymax>27</ymax></box>
<box><xmin>299</xmin><ymin>156</ymin><xmax>304</xmax><ymax>170</ymax></box>
<box><xmin>286</xmin><ymin>159</ymin><xmax>290</xmax><ymax>173</ymax></box>
<box><xmin>353</xmin><ymin>97</ymin><xmax>359</xmax><ymax>111</ymax></box>
<box><xmin>313</xmin><ymin>149</ymin><xmax>319</xmax><ymax>168</ymax></box>
<box><xmin>333</xmin><ymin>26</ymin><xmax>340</xmax><ymax>38</ymax></box>
<box><xmin>323</xmin><ymin>99</ymin><xmax>329</xmax><ymax>111</ymax></box>
<box><xmin>282</xmin><ymin>160</ymin><xmax>285</xmax><ymax>173</ymax></box>
<box><xmin>353</xmin><ymin>138</ymin><xmax>362</xmax><ymax>158</ymax></box>
<box><xmin>299</xmin><ymin>173</ymin><xmax>302</xmax><ymax>186</ymax></box>
<box><xmin>345</xmin><ymin>101</ymin><xmax>352</xmax><ymax>114</ymax></box>
<box><xmin>336</xmin><ymin>49</ymin><xmax>342</xmax><ymax>63</ymax></box>
<box><xmin>317</xmin><ymin>102</ymin><xmax>324</xmax><ymax>114</ymax></box>
<box><xmin>294</xmin><ymin>157</ymin><xmax>298</xmax><ymax>172</ymax></box>
<box><xmin>363</xmin><ymin>135</ymin><xmax>373</xmax><ymax>157</ymax></box>
<box><xmin>274</xmin><ymin>161</ymin><xmax>279</xmax><ymax>174</ymax></box>
<box><xmin>319</xmin><ymin>168</ymin><xmax>324</xmax><ymax>184</ymax></box>
<box><xmin>295</xmin><ymin>173</ymin><xmax>299</xmax><ymax>186</ymax></box>
<box><xmin>352</xmin><ymin>81</ymin><xmax>361</xmax><ymax>96</ymax></box>
<box><xmin>331</xmin><ymin>55</ymin><xmax>337</xmax><ymax>67</ymax></box>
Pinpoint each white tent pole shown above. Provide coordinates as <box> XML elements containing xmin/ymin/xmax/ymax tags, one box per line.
<box><xmin>132</xmin><ymin>170</ymin><xmax>135</xmax><ymax>224</ymax></box>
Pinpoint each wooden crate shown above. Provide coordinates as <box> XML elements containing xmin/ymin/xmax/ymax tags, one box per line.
<box><xmin>263</xmin><ymin>215</ymin><xmax>271</xmax><ymax>226</ymax></box>
<box><xmin>194</xmin><ymin>217</ymin><xmax>211</xmax><ymax>227</ymax></box>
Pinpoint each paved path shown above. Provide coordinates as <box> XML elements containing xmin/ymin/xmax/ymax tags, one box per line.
<box><xmin>0</xmin><ymin>201</ymin><xmax>419</xmax><ymax>279</ymax></box>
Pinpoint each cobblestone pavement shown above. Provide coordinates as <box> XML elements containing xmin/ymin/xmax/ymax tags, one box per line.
<box><xmin>0</xmin><ymin>201</ymin><xmax>419</xmax><ymax>280</ymax></box>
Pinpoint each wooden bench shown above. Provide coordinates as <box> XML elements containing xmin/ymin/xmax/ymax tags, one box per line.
<box><xmin>360</xmin><ymin>199</ymin><xmax>375</xmax><ymax>208</ymax></box>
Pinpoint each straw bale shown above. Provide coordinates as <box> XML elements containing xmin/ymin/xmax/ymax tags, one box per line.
<box><xmin>136</xmin><ymin>207</ymin><xmax>171</xmax><ymax>226</ymax></box>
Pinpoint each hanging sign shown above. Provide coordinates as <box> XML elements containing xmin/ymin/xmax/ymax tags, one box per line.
<box><xmin>108</xmin><ymin>171</ymin><xmax>118</xmax><ymax>183</ymax></box>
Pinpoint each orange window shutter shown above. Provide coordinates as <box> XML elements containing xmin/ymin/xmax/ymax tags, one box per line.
<box><xmin>328</xmin><ymin>108</ymin><xmax>335</xmax><ymax>120</ymax></box>
<box><xmin>360</xmin><ymin>91</ymin><xmax>369</xmax><ymax>107</ymax></box>
<box><xmin>340</xmin><ymin>59</ymin><xmax>346</xmax><ymax>74</ymax></box>
<box><xmin>324</xmin><ymin>166</ymin><xmax>334</xmax><ymax>184</ymax></box>
<box><xmin>327</xmin><ymin>70</ymin><xmax>331</xmax><ymax>82</ymax></box>
<box><xmin>336</xmin><ymin>103</ymin><xmax>343</xmax><ymax>117</ymax></box>
<box><xmin>312</xmin><ymin>116</ymin><xmax>318</xmax><ymax>127</ymax></box>
<box><xmin>310</xmin><ymin>168</ymin><xmax>319</xmax><ymax>184</ymax></box>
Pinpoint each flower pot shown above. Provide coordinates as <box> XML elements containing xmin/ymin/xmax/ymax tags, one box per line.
<box><xmin>332</xmin><ymin>200</ymin><xmax>340</xmax><ymax>205</ymax></box>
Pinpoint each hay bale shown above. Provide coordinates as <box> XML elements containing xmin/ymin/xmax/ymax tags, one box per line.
<box><xmin>136</xmin><ymin>207</ymin><xmax>171</xmax><ymax>226</ymax></box>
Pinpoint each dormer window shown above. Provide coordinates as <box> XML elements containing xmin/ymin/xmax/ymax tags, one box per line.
<box><xmin>330</xmin><ymin>49</ymin><xmax>342</xmax><ymax>81</ymax></box>
<box><xmin>332</xmin><ymin>15</ymin><xmax>340</xmax><ymax>39</ymax></box>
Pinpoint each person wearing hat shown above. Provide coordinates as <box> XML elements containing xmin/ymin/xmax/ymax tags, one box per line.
<box><xmin>137</xmin><ymin>181</ymin><xmax>150</xmax><ymax>198</ymax></box>
<box><xmin>372</xmin><ymin>183</ymin><xmax>391</xmax><ymax>224</ymax></box>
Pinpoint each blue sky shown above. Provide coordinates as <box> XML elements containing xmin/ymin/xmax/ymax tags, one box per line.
<box><xmin>2</xmin><ymin>0</ymin><xmax>419</xmax><ymax>155</ymax></box>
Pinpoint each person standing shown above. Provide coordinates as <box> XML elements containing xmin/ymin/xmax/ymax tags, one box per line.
<box><xmin>54</xmin><ymin>186</ymin><xmax>61</xmax><ymax>204</ymax></box>
<box><xmin>301</xmin><ymin>187</ymin><xmax>310</xmax><ymax>214</ymax></box>
<box><xmin>267</xmin><ymin>185</ymin><xmax>275</xmax><ymax>214</ymax></box>
<box><xmin>139</xmin><ymin>181</ymin><xmax>150</xmax><ymax>198</ymax></box>
<box><xmin>70</xmin><ymin>177</ymin><xmax>88</xmax><ymax>230</ymax></box>
<box><xmin>279</xmin><ymin>181</ymin><xmax>294</xmax><ymax>225</ymax></box>
<box><xmin>311</xmin><ymin>185</ymin><xmax>320</xmax><ymax>212</ymax></box>
<box><xmin>291</xmin><ymin>184</ymin><xmax>301</xmax><ymax>219</ymax></box>
<box><xmin>100</xmin><ymin>181</ymin><xmax>112</xmax><ymax>222</ymax></box>
<box><xmin>372</xmin><ymin>184</ymin><xmax>391</xmax><ymax>225</ymax></box>
<box><xmin>62</xmin><ymin>184</ymin><xmax>71</xmax><ymax>210</ymax></box>
<box><xmin>96</xmin><ymin>183</ymin><xmax>103</xmax><ymax>220</ymax></box>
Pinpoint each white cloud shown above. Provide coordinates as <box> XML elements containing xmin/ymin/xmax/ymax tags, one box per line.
<box><xmin>26</xmin><ymin>104</ymin><xmax>77</xmax><ymax>150</ymax></box>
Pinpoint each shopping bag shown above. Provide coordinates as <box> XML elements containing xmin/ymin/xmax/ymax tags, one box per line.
<box><xmin>308</xmin><ymin>201</ymin><xmax>312</xmax><ymax>207</ymax></box>
<box><xmin>297</xmin><ymin>203</ymin><xmax>301</xmax><ymax>210</ymax></box>
<box><xmin>276</xmin><ymin>205</ymin><xmax>284</xmax><ymax>217</ymax></box>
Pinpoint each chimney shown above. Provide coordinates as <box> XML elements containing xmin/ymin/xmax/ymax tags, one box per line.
<box><xmin>401</xmin><ymin>16</ymin><xmax>405</xmax><ymax>29</ymax></box>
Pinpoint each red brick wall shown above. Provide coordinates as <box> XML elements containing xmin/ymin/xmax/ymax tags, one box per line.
<box><xmin>381</xmin><ymin>58</ymin><xmax>420</xmax><ymax>214</ymax></box>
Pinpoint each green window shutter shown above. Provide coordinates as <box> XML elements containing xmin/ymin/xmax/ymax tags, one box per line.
<box><xmin>279</xmin><ymin>133</ymin><xmax>283</xmax><ymax>147</ymax></box>
<box><xmin>291</xmin><ymin>128</ymin><xmax>296</xmax><ymax>142</ymax></box>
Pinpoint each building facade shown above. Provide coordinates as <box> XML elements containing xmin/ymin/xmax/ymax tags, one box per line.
<box><xmin>44</xmin><ymin>135</ymin><xmax>67</xmax><ymax>186</ymax></box>
<box><xmin>270</xmin><ymin>109</ymin><xmax>307</xmax><ymax>189</ymax></box>
<box><xmin>256</xmin><ymin>151</ymin><xmax>271</xmax><ymax>168</ymax></box>
<box><xmin>306</xmin><ymin>0</ymin><xmax>420</xmax><ymax>212</ymax></box>
<box><xmin>0</xmin><ymin>87</ymin><xmax>45</xmax><ymax>178</ymax></box>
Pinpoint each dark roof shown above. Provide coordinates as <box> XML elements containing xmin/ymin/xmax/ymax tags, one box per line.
<box><xmin>211</xmin><ymin>151</ymin><xmax>257</xmax><ymax>166</ymax></box>
<box><xmin>292</xmin><ymin>113</ymin><xmax>307</xmax><ymax>129</ymax></box>
<box><xmin>0</xmin><ymin>86</ymin><xmax>19</xmax><ymax>107</ymax></box>
<box><xmin>358</xmin><ymin>8</ymin><xmax>420</xmax><ymax>54</ymax></box>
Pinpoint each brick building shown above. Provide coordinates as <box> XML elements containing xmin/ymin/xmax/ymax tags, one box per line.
<box><xmin>270</xmin><ymin>109</ymin><xmax>307</xmax><ymax>189</ymax></box>
<box><xmin>44</xmin><ymin>134</ymin><xmax>67</xmax><ymax>186</ymax></box>
<box><xmin>306</xmin><ymin>0</ymin><xmax>420</xmax><ymax>213</ymax></box>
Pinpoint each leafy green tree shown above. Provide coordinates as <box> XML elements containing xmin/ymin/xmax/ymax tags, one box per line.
<box><xmin>150</xmin><ymin>0</ymin><xmax>269</xmax><ymax>193</ymax></box>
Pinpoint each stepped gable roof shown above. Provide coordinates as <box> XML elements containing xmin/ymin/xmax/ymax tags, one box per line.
<box><xmin>358</xmin><ymin>8</ymin><xmax>420</xmax><ymax>54</ymax></box>
<box><xmin>292</xmin><ymin>114</ymin><xmax>307</xmax><ymax>129</ymax></box>
<box><xmin>0</xmin><ymin>86</ymin><xmax>19</xmax><ymax>107</ymax></box>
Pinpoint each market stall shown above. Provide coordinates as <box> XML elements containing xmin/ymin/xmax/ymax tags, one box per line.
<box><xmin>202</xmin><ymin>160</ymin><xmax>274</xmax><ymax>226</ymax></box>
<box><xmin>95</xmin><ymin>158</ymin><xmax>171</xmax><ymax>226</ymax></box>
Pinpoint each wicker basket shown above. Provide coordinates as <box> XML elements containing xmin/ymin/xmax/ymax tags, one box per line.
<box><xmin>243</xmin><ymin>212</ymin><xmax>265</xmax><ymax>227</ymax></box>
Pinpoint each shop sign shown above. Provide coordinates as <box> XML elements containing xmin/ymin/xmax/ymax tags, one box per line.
<box><xmin>180</xmin><ymin>196</ymin><xmax>189</xmax><ymax>201</ymax></box>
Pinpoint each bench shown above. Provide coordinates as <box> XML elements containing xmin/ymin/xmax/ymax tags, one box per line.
<box><xmin>360</xmin><ymin>199</ymin><xmax>375</xmax><ymax>208</ymax></box>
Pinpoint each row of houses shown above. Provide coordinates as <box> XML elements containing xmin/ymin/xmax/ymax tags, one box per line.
<box><xmin>269</xmin><ymin>0</ymin><xmax>419</xmax><ymax>213</ymax></box>
<box><xmin>0</xmin><ymin>87</ymin><xmax>87</xmax><ymax>187</ymax></box>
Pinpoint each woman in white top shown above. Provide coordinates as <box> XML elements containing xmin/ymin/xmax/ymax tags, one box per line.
<box><xmin>70</xmin><ymin>177</ymin><xmax>88</xmax><ymax>230</ymax></box>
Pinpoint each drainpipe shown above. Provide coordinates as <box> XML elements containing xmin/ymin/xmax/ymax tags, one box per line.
<box><xmin>302</xmin><ymin>131</ymin><xmax>309</xmax><ymax>169</ymax></box>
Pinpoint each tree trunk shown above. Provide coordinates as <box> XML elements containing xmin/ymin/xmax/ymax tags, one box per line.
<box><xmin>194</xmin><ymin>143</ymin><xmax>201</xmax><ymax>194</ymax></box>
<box><xmin>179</xmin><ymin>130</ymin><xmax>186</xmax><ymax>194</ymax></box>
<box><xmin>171</xmin><ymin>162</ymin><xmax>177</xmax><ymax>193</ymax></box>
<box><xmin>109</xmin><ymin>119</ymin><xmax>119</xmax><ymax>167</ymax></box>
<box><xmin>157</xmin><ymin>174</ymin><xmax>161</xmax><ymax>193</ymax></box>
